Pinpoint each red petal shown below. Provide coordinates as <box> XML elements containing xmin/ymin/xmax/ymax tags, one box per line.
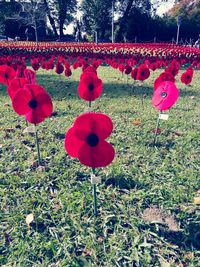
<box><xmin>25</xmin><ymin>111</ymin><xmax>45</xmax><ymax>124</ymax></box>
<box><xmin>35</xmin><ymin>93</ymin><xmax>53</xmax><ymax>118</ymax></box>
<box><xmin>78</xmin><ymin>140</ymin><xmax>115</xmax><ymax>168</ymax></box>
<box><xmin>7</xmin><ymin>78</ymin><xmax>28</xmax><ymax>99</ymax></box>
<box><xmin>12</xmin><ymin>89</ymin><xmax>32</xmax><ymax>115</ymax></box>
<box><xmin>74</xmin><ymin>113</ymin><xmax>113</xmax><ymax>140</ymax></box>
<box><xmin>24</xmin><ymin>84</ymin><xmax>46</xmax><ymax>96</ymax></box>
<box><xmin>64</xmin><ymin>127</ymin><xmax>84</xmax><ymax>158</ymax></box>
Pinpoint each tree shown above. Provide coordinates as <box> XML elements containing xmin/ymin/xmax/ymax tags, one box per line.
<box><xmin>115</xmin><ymin>0</ymin><xmax>153</xmax><ymax>41</ymax></box>
<box><xmin>81</xmin><ymin>0</ymin><xmax>113</xmax><ymax>40</ymax></box>
<box><xmin>6</xmin><ymin>0</ymin><xmax>47</xmax><ymax>45</ymax></box>
<box><xmin>47</xmin><ymin>0</ymin><xmax>77</xmax><ymax>38</ymax></box>
<box><xmin>43</xmin><ymin>0</ymin><xmax>58</xmax><ymax>37</ymax></box>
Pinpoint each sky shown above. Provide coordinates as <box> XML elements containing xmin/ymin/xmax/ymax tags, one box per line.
<box><xmin>65</xmin><ymin>0</ymin><xmax>175</xmax><ymax>34</ymax></box>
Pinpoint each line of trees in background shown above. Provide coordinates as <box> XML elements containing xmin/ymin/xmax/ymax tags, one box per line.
<box><xmin>0</xmin><ymin>0</ymin><xmax>199</xmax><ymax>43</ymax></box>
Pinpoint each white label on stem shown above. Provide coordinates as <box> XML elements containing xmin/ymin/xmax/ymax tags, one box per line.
<box><xmin>159</xmin><ymin>114</ymin><xmax>169</xmax><ymax>120</ymax></box>
<box><xmin>91</xmin><ymin>174</ymin><xmax>101</xmax><ymax>185</ymax></box>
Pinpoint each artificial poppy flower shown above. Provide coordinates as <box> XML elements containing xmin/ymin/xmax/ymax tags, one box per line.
<box><xmin>154</xmin><ymin>71</ymin><xmax>175</xmax><ymax>90</ymax></box>
<box><xmin>152</xmin><ymin>81</ymin><xmax>179</xmax><ymax>111</ymax></box>
<box><xmin>124</xmin><ymin>65</ymin><xmax>132</xmax><ymax>75</ymax></box>
<box><xmin>55</xmin><ymin>62</ymin><xmax>64</xmax><ymax>74</ymax></box>
<box><xmin>180</xmin><ymin>70</ymin><xmax>193</xmax><ymax>85</ymax></box>
<box><xmin>64</xmin><ymin>113</ymin><xmax>115</xmax><ymax>168</ymax></box>
<box><xmin>119</xmin><ymin>64</ymin><xmax>125</xmax><ymax>73</ymax></box>
<box><xmin>24</xmin><ymin>69</ymin><xmax>36</xmax><ymax>84</ymax></box>
<box><xmin>12</xmin><ymin>84</ymin><xmax>53</xmax><ymax>124</ymax></box>
<box><xmin>16</xmin><ymin>66</ymin><xmax>26</xmax><ymax>78</ymax></box>
<box><xmin>7</xmin><ymin>78</ymin><xmax>28</xmax><ymax>99</ymax></box>
<box><xmin>31</xmin><ymin>58</ymin><xmax>40</xmax><ymax>71</ymax></box>
<box><xmin>78</xmin><ymin>72</ymin><xmax>102</xmax><ymax>102</ymax></box>
<box><xmin>0</xmin><ymin>65</ymin><xmax>16</xmax><ymax>85</ymax></box>
<box><xmin>136</xmin><ymin>65</ymin><xmax>150</xmax><ymax>81</ymax></box>
<box><xmin>65</xmin><ymin>68</ymin><xmax>72</xmax><ymax>77</ymax></box>
<box><xmin>131</xmin><ymin>68</ymin><xmax>138</xmax><ymax>80</ymax></box>
<box><xmin>165</xmin><ymin>66</ymin><xmax>179</xmax><ymax>77</ymax></box>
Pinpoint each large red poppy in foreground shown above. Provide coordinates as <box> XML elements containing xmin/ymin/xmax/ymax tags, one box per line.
<box><xmin>12</xmin><ymin>84</ymin><xmax>53</xmax><ymax>124</ymax></box>
<box><xmin>64</xmin><ymin>113</ymin><xmax>115</xmax><ymax>168</ymax></box>
<box><xmin>152</xmin><ymin>81</ymin><xmax>179</xmax><ymax>111</ymax></box>
<box><xmin>78</xmin><ymin>72</ymin><xmax>103</xmax><ymax>102</ymax></box>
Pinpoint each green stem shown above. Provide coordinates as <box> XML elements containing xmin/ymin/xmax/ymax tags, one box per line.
<box><xmin>34</xmin><ymin>125</ymin><xmax>41</xmax><ymax>165</ymax></box>
<box><xmin>92</xmin><ymin>168</ymin><xmax>97</xmax><ymax>217</ymax></box>
<box><xmin>89</xmin><ymin>101</ymin><xmax>92</xmax><ymax>108</ymax></box>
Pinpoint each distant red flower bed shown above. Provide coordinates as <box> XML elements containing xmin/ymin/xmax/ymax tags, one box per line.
<box><xmin>0</xmin><ymin>42</ymin><xmax>199</xmax><ymax>62</ymax></box>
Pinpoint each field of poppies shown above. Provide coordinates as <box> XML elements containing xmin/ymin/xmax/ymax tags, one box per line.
<box><xmin>0</xmin><ymin>42</ymin><xmax>200</xmax><ymax>266</ymax></box>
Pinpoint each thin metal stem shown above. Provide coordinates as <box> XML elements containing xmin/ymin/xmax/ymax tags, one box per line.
<box><xmin>34</xmin><ymin>125</ymin><xmax>41</xmax><ymax>165</ymax></box>
<box><xmin>92</xmin><ymin>168</ymin><xmax>97</xmax><ymax>217</ymax></box>
<box><xmin>153</xmin><ymin>111</ymin><xmax>162</xmax><ymax>145</ymax></box>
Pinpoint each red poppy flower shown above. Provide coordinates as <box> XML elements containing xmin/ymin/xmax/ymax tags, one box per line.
<box><xmin>12</xmin><ymin>84</ymin><xmax>53</xmax><ymax>124</ymax></box>
<box><xmin>64</xmin><ymin>113</ymin><xmax>115</xmax><ymax>168</ymax></box>
<box><xmin>78</xmin><ymin>72</ymin><xmax>102</xmax><ymax>102</ymax></box>
<box><xmin>165</xmin><ymin>66</ymin><xmax>179</xmax><ymax>77</ymax></box>
<box><xmin>24</xmin><ymin>69</ymin><xmax>36</xmax><ymax>84</ymax></box>
<box><xmin>152</xmin><ymin>81</ymin><xmax>179</xmax><ymax>111</ymax></box>
<box><xmin>65</xmin><ymin>68</ymin><xmax>72</xmax><ymax>77</ymax></box>
<box><xmin>180</xmin><ymin>70</ymin><xmax>193</xmax><ymax>85</ymax></box>
<box><xmin>119</xmin><ymin>64</ymin><xmax>125</xmax><ymax>73</ymax></box>
<box><xmin>136</xmin><ymin>65</ymin><xmax>150</xmax><ymax>81</ymax></box>
<box><xmin>154</xmin><ymin>72</ymin><xmax>175</xmax><ymax>90</ymax></box>
<box><xmin>0</xmin><ymin>65</ymin><xmax>16</xmax><ymax>85</ymax></box>
<box><xmin>55</xmin><ymin>62</ymin><xmax>64</xmax><ymax>74</ymax></box>
<box><xmin>31</xmin><ymin>58</ymin><xmax>40</xmax><ymax>71</ymax></box>
<box><xmin>7</xmin><ymin>78</ymin><xmax>28</xmax><ymax>99</ymax></box>
<box><xmin>124</xmin><ymin>65</ymin><xmax>132</xmax><ymax>75</ymax></box>
<box><xmin>131</xmin><ymin>68</ymin><xmax>138</xmax><ymax>80</ymax></box>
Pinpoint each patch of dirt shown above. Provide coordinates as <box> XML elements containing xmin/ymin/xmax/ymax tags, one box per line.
<box><xmin>143</xmin><ymin>206</ymin><xmax>180</xmax><ymax>232</ymax></box>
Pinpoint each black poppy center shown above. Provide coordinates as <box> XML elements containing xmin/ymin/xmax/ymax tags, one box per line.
<box><xmin>86</xmin><ymin>134</ymin><xmax>99</xmax><ymax>147</ymax></box>
<box><xmin>141</xmin><ymin>71</ymin><xmax>145</xmax><ymax>76</ymax></box>
<box><xmin>5</xmin><ymin>72</ymin><xmax>8</xmax><ymax>79</ymax></box>
<box><xmin>28</xmin><ymin>99</ymin><xmax>38</xmax><ymax>109</ymax></box>
<box><xmin>88</xmin><ymin>83</ymin><xmax>94</xmax><ymax>91</ymax></box>
<box><xmin>161</xmin><ymin>92</ymin><xmax>167</xmax><ymax>98</ymax></box>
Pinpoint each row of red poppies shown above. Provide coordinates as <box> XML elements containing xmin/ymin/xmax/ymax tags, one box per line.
<box><xmin>1</xmin><ymin>42</ymin><xmax>200</xmax><ymax>60</ymax></box>
<box><xmin>0</xmin><ymin>52</ymin><xmax>197</xmax><ymax>88</ymax></box>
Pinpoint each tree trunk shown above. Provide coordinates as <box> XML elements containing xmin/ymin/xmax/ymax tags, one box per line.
<box><xmin>116</xmin><ymin>0</ymin><xmax>134</xmax><ymax>42</ymax></box>
<box><xmin>34</xmin><ymin>21</ymin><xmax>38</xmax><ymax>47</ymax></box>
<box><xmin>43</xmin><ymin>0</ymin><xmax>58</xmax><ymax>37</ymax></box>
<box><xmin>59</xmin><ymin>20</ymin><xmax>64</xmax><ymax>39</ymax></box>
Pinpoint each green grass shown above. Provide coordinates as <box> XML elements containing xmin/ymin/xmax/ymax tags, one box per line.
<box><xmin>0</xmin><ymin>66</ymin><xmax>200</xmax><ymax>266</ymax></box>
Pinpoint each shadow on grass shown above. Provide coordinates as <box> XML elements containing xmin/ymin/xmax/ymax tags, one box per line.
<box><xmin>141</xmin><ymin>220</ymin><xmax>200</xmax><ymax>251</ymax></box>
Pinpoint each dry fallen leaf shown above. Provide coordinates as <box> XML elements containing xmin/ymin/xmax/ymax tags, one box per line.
<box><xmin>26</xmin><ymin>213</ymin><xmax>34</xmax><ymax>226</ymax></box>
<box><xmin>23</xmin><ymin>126</ymin><xmax>35</xmax><ymax>134</ymax></box>
<box><xmin>193</xmin><ymin>197</ymin><xmax>200</xmax><ymax>205</ymax></box>
<box><xmin>4</xmin><ymin>102</ymin><xmax>10</xmax><ymax>107</ymax></box>
<box><xmin>132</xmin><ymin>120</ymin><xmax>141</xmax><ymax>126</ymax></box>
<box><xmin>5</xmin><ymin>128</ymin><xmax>14</xmax><ymax>133</ymax></box>
<box><xmin>171</xmin><ymin>131</ymin><xmax>183</xmax><ymax>136</ymax></box>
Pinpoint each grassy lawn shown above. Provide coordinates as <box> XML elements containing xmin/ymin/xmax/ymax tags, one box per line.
<box><xmin>0</xmin><ymin>66</ymin><xmax>200</xmax><ymax>266</ymax></box>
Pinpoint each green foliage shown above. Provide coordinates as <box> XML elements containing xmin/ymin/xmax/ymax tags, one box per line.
<box><xmin>48</xmin><ymin>0</ymin><xmax>77</xmax><ymax>36</ymax></box>
<box><xmin>81</xmin><ymin>0</ymin><xmax>112</xmax><ymax>38</ymax></box>
<box><xmin>0</xmin><ymin>66</ymin><xmax>200</xmax><ymax>266</ymax></box>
